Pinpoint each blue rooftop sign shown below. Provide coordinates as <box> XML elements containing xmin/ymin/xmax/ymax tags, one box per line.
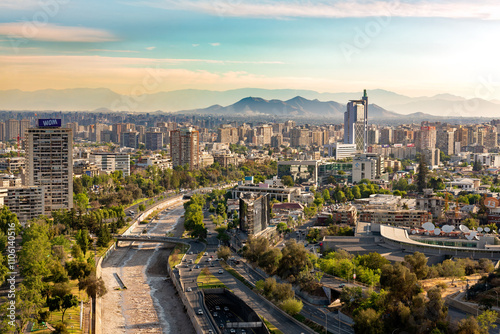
<box><xmin>38</xmin><ymin>119</ymin><xmax>61</xmax><ymax>127</ymax></box>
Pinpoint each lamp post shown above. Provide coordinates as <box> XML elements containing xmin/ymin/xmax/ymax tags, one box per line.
<box><xmin>495</xmin><ymin>290</ymin><xmax>499</xmax><ymax>308</ymax></box>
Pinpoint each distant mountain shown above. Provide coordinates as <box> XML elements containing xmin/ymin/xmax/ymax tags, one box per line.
<box><xmin>1</xmin><ymin>87</ymin><xmax>499</xmax><ymax>118</ymax></box>
<box><xmin>386</xmin><ymin>98</ymin><xmax>500</xmax><ymax>117</ymax></box>
<box><xmin>179</xmin><ymin>96</ymin><xmax>402</xmax><ymax>119</ymax></box>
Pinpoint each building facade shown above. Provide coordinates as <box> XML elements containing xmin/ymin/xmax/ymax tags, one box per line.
<box><xmin>344</xmin><ymin>90</ymin><xmax>368</xmax><ymax>152</ymax></box>
<box><xmin>170</xmin><ymin>127</ymin><xmax>200</xmax><ymax>169</ymax></box>
<box><xmin>25</xmin><ymin>123</ymin><xmax>73</xmax><ymax>213</ymax></box>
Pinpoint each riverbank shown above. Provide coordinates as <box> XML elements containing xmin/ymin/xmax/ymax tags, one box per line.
<box><xmin>100</xmin><ymin>204</ymin><xmax>195</xmax><ymax>334</ymax></box>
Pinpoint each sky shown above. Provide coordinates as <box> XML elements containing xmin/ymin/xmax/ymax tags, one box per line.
<box><xmin>1</xmin><ymin>0</ymin><xmax>500</xmax><ymax>99</ymax></box>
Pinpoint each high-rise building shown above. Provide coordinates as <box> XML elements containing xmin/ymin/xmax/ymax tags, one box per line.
<box><xmin>26</xmin><ymin>120</ymin><xmax>73</xmax><ymax>213</ymax></box>
<box><xmin>20</xmin><ymin>119</ymin><xmax>30</xmax><ymax>142</ymax></box>
<box><xmin>415</xmin><ymin>126</ymin><xmax>437</xmax><ymax>151</ymax></box>
<box><xmin>6</xmin><ymin>119</ymin><xmax>20</xmax><ymax>142</ymax></box>
<box><xmin>344</xmin><ymin>90</ymin><xmax>368</xmax><ymax>152</ymax></box>
<box><xmin>120</xmin><ymin>129</ymin><xmax>139</xmax><ymax>149</ymax></box>
<box><xmin>145</xmin><ymin>128</ymin><xmax>164</xmax><ymax>151</ymax></box>
<box><xmin>170</xmin><ymin>127</ymin><xmax>199</xmax><ymax>170</ymax></box>
<box><xmin>217</xmin><ymin>125</ymin><xmax>239</xmax><ymax>144</ymax></box>
<box><xmin>380</xmin><ymin>128</ymin><xmax>393</xmax><ymax>145</ymax></box>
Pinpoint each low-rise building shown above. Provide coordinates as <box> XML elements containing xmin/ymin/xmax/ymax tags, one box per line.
<box><xmin>4</xmin><ymin>186</ymin><xmax>44</xmax><ymax>223</ymax></box>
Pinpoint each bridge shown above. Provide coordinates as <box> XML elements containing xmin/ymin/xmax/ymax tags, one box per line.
<box><xmin>115</xmin><ymin>235</ymin><xmax>205</xmax><ymax>253</ymax></box>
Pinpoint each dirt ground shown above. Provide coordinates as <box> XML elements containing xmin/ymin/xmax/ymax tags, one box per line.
<box><xmin>100</xmin><ymin>205</ymin><xmax>196</xmax><ymax>334</ymax></box>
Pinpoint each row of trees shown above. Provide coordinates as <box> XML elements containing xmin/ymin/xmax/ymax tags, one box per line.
<box><xmin>0</xmin><ymin>211</ymin><xmax>107</xmax><ymax>332</ymax></box>
<box><xmin>183</xmin><ymin>194</ymin><xmax>207</xmax><ymax>240</ymax></box>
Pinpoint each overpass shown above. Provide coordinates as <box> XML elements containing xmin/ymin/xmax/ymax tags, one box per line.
<box><xmin>115</xmin><ymin>235</ymin><xmax>204</xmax><ymax>253</ymax></box>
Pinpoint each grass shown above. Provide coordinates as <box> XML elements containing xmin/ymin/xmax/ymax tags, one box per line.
<box><xmin>34</xmin><ymin>279</ymin><xmax>89</xmax><ymax>333</ymax></box>
<box><xmin>129</xmin><ymin>197</ymin><xmax>148</xmax><ymax>207</ymax></box>
<box><xmin>197</xmin><ymin>269</ymin><xmax>226</xmax><ymax>289</ymax></box>
<box><xmin>260</xmin><ymin>316</ymin><xmax>283</xmax><ymax>334</ymax></box>
<box><xmin>221</xmin><ymin>262</ymin><xmax>254</xmax><ymax>290</ymax></box>
<box><xmin>194</xmin><ymin>250</ymin><xmax>204</xmax><ymax>264</ymax></box>
<box><xmin>168</xmin><ymin>243</ymin><xmax>189</xmax><ymax>268</ymax></box>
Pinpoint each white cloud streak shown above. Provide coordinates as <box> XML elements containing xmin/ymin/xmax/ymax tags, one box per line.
<box><xmin>0</xmin><ymin>23</ymin><xmax>118</xmax><ymax>42</ymax></box>
<box><xmin>137</xmin><ymin>0</ymin><xmax>500</xmax><ymax>20</ymax></box>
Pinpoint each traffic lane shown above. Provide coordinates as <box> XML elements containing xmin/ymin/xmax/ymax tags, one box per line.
<box><xmin>231</xmin><ymin>262</ymin><xmax>354</xmax><ymax>334</ymax></box>
<box><xmin>216</xmin><ymin>270</ymin><xmax>315</xmax><ymax>334</ymax></box>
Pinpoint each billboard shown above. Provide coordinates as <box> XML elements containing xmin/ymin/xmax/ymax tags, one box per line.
<box><xmin>394</xmin><ymin>143</ymin><xmax>403</xmax><ymax>147</ymax></box>
<box><xmin>407</xmin><ymin>143</ymin><xmax>415</xmax><ymax>147</ymax></box>
<box><xmin>38</xmin><ymin>119</ymin><xmax>61</xmax><ymax>127</ymax></box>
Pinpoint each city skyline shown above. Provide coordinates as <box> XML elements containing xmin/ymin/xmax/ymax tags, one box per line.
<box><xmin>1</xmin><ymin>0</ymin><xmax>500</xmax><ymax>101</ymax></box>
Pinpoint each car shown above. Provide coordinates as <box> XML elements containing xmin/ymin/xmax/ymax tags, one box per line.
<box><xmin>197</xmin><ymin>309</ymin><xmax>203</xmax><ymax>315</ymax></box>
<box><xmin>195</xmin><ymin>265</ymin><xmax>200</xmax><ymax>269</ymax></box>
<box><xmin>218</xmin><ymin>269</ymin><xmax>223</xmax><ymax>274</ymax></box>
<box><xmin>210</xmin><ymin>263</ymin><xmax>215</xmax><ymax>267</ymax></box>
<box><xmin>241</xmin><ymin>329</ymin><xmax>246</xmax><ymax>334</ymax></box>
<box><xmin>219</xmin><ymin>324</ymin><xmax>224</xmax><ymax>329</ymax></box>
<box><xmin>204</xmin><ymin>252</ymin><xmax>208</xmax><ymax>256</ymax></box>
<box><xmin>213</xmin><ymin>312</ymin><xmax>218</xmax><ymax>317</ymax></box>
<box><xmin>189</xmin><ymin>267</ymin><xmax>193</xmax><ymax>271</ymax></box>
<box><xmin>215</xmin><ymin>306</ymin><xmax>220</xmax><ymax>311</ymax></box>
<box><xmin>339</xmin><ymin>284</ymin><xmax>346</xmax><ymax>288</ymax></box>
<box><xmin>208</xmin><ymin>330</ymin><xmax>213</xmax><ymax>334</ymax></box>
<box><xmin>186</xmin><ymin>287</ymin><xmax>192</xmax><ymax>292</ymax></box>
<box><xmin>189</xmin><ymin>251</ymin><xmax>193</xmax><ymax>255</ymax></box>
<box><xmin>230</xmin><ymin>329</ymin><xmax>236</xmax><ymax>334</ymax></box>
<box><xmin>223</xmin><ymin>306</ymin><xmax>229</xmax><ymax>312</ymax></box>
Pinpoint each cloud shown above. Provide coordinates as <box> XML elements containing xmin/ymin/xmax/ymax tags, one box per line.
<box><xmin>138</xmin><ymin>0</ymin><xmax>500</xmax><ymax>20</ymax></box>
<box><xmin>0</xmin><ymin>0</ymin><xmax>40</xmax><ymax>9</ymax></box>
<box><xmin>89</xmin><ymin>49</ymin><xmax>139</xmax><ymax>53</ymax></box>
<box><xmin>146</xmin><ymin>46</ymin><xmax>156</xmax><ymax>50</ymax></box>
<box><xmin>192</xmin><ymin>44</ymin><xmax>199</xmax><ymax>47</ymax></box>
<box><xmin>0</xmin><ymin>23</ymin><xmax>118</xmax><ymax>42</ymax></box>
<box><xmin>210</xmin><ymin>42</ymin><xmax>220</xmax><ymax>46</ymax></box>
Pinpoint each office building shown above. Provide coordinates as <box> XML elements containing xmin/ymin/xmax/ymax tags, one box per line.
<box><xmin>170</xmin><ymin>127</ymin><xmax>200</xmax><ymax>170</ymax></box>
<box><xmin>90</xmin><ymin>152</ymin><xmax>130</xmax><ymax>177</ymax></box>
<box><xmin>239</xmin><ymin>192</ymin><xmax>271</xmax><ymax>236</ymax></box>
<box><xmin>344</xmin><ymin>90</ymin><xmax>368</xmax><ymax>152</ymax></box>
<box><xmin>26</xmin><ymin>120</ymin><xmax>73</xmax><ymax>213</ymax></box>
<box><xmin>120</xmin><ymin>129</ymin><xmax>139</xmax><ymax>149</ymax></box>
<box><xmin>352</xmin><ymin>153</ymin><xmax>384</xmax><ymax>183</ymax></box>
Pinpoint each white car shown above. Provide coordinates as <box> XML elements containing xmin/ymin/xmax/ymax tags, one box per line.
<box><xmin>218</xmin><ymin>269</ymin><xmax>223</xmax><ymax>274</ymax></box>
<box><xmin>197</xmin><ymin>309</ymin><xmax>203</xmax><ymax>315</ymax></box>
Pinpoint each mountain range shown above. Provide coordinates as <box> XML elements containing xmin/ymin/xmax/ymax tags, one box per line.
<box><xmin>0</xmin><ymin>88</ymin><xmax>499</xmax><ymax>118</ymax></box>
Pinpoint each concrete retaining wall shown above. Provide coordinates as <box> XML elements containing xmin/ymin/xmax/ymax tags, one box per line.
<box><xmin>93</xmin><ymin>195</ymin><xmax>183</xmax><ymax>334</ymax></box>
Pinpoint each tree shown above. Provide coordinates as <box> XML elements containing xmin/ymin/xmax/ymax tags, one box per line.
<box><xmin>74</xmin><ymin>192</ymin><xmax>89</xmax><ymax>212</ymax></box>
<box><xmin>473</xmin><ymin>160</ymin><xmax>483</xmax><ymax>172</ymax></box>
<box><xmin>78</xmin><ymin>273</ymin><xmax>107</xmax><ymax>298</ymax></box>
<box><xmin>457</xmin><ymin>316</ymin><xmax>481</xmax><ymax>334</ymax></box>
<box><xmin>281</xmin><ymin>175</ymin><xmax>294</xmax><ymax>187</ymax></box>
<box><xmin>280</xmin><ymin>298</ymin><xmax>303</xmax><ymax>315</ymax></box>
<box><xmin>352</xmin><ymin>185</ymin><xmax>361</xmax><ymax>199</ymax></box>
<box><xmin>477</xmin><ymin>310</ymin><xmax>497</xmax><ymax>333</ymax></box>
<box><xmin>53</xmin><ymin>323</ymin><xmax>69</xmax><ymax>334</ymax></box>
<box><xmin>277</xmin><ymin>240</ymin><xmax>312</xmax><ymax>279</ymax></box>
<box><xmin>75</xmin><ymin>229</ymin><xmax>90</xmax><ymax>255</ymax></box>
<box><xmin>0</xmin><ymin>205</ymin><xmax>21</xmax><ymax>235</ymax></box>
<box><xmin>380</xmin><ymin>263</ymin><xmax>419</xmax><ymax>303</ymax></box>
<box><xmin>403</xmin><ymin>252</ymin><xmax>429</xmax><ymax>280</ymax></box>
<box><xmin>353</xmin><ymin>308</ymin><xmax>384</xmax><ymax>334</ymax></box>
<box><xmin>417</xmin><ymin>154</ymin><xmax>429</xmax><ymax>192</ymax></box>
<box><xmin>462</xmin><ymin>218</ymin><xmax>479</xmax><ymax>230</ymax></box>
<box><xmin>138</xmin><ymin>203</ymin><xmax>146</xmax><ymax>211</ymax></box>
<box><xmin>322</xmin><ymin>189</ymin><xmax>331</xmax><ymax>203</ymax></box>
<box><xmin>217</xmin><ymin>246</ymin><xmax>231</xmax><ymax>261</ymax></box>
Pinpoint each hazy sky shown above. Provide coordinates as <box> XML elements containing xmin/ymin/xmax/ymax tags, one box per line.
<box><xmin>1</xmin><ymin>0</ymin><xmax>500</xmax><ymax>99</ymax></box>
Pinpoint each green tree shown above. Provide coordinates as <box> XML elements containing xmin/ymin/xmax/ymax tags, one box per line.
<box><xmin>280</xmin><ymin>298</ymin><xmax>303</xmax><ymax>316</ymax></box>
<box><xmin>282</xmin><ymin>175</ymin><xmax>294</xmax><ymax>187</ymax></box>
<box><xmin>477</xmin><ymin>310</ymin><xmax>497</xmax><ymax>333</ymax></box>
<box><xmin>403</xmin><ymin>251</ymin><xmax>429</xmax><ymax>280</ymax></box>
<box><xmin>457</xmin><ymin>316</ymin><xmax>481</xmax><ymax>334</ymax></box>
<box><xmin>74</xmin><ymin>192</ymin><xmax>89</xmax><ymax>212</ymax></box>
<box><xmin>322</xmin><ymin>189</ymin><xmax>331</xmax><ymax>203</ymax></box>
<box><xmin>353</xmin><ymin>308</ymin><xmax>383</xmax><ymax>334</ymax></box>
<box><xmin>277</xmin><ymin>240</ymin><xmax>312</xmax><ymax>279</ymax></box>
<box><xmin>352</xmin><ymin>185</ymin><xmax>361</xmax><ymax>199</ymax></box>
<box><xmin>417</xmin><ymin>154</ymin><xmax>429</xmax><ymax>192</ymax></box>
<box><xmin>473</xmin><ymin>160</ymin><xmax>483</xmax><ymax>172</ymax></box>
<box><xmin>138</xmin><ymin>203</ymin><xmax>146</xmax><ymax>211</ymax></box>
<box><xmin>217</xmin><ymin>245</ymin><xmax>231</xmax><ymax>261</ymax></box>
